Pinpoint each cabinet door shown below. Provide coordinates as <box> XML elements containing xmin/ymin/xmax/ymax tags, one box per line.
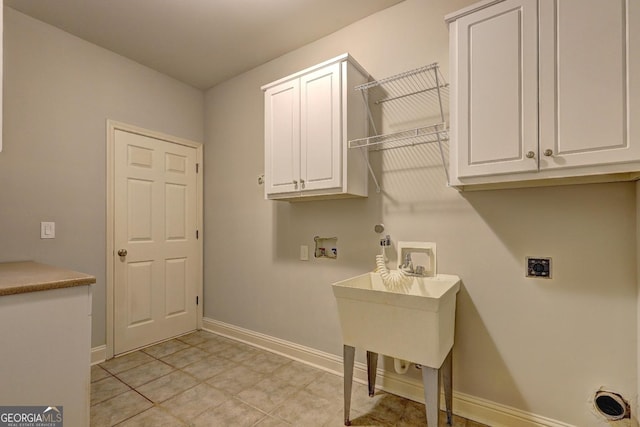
<box><xmin>539</xmin><ymin>0</ymin><xmax>638</xmax><ymax>169</ymax></box>
<box><xmin>264</xmin><ymin>79</ymin><xmax>300</xmax><ymax>195</ymax></box>
<box><xmin>300</xmin><ymin>63</ymin><xmax>342</xmax><ymax>191</ymax></box>
<box><xmin>454</xmin><ymin>0</ymin><xmax>539</xmax><ymax>178</ymax></box>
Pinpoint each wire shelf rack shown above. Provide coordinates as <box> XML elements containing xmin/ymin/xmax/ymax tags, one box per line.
<box><xmin>349</xmin><ymin>63</ymin><xmax>450</xmax><ymax>190</ymax></box>
<box><xmin>348</xmin><ymin>122</ymin><xmax>448</xmax><ymax>152</ymax></box>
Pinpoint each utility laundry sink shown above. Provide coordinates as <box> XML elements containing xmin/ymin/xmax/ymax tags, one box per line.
<box><xmin>332</xmin><ymin>270</ymin><xmax>460</xmax><ymax>426</ymax></box>
<box><xmin>332</xmin><ymin>271</ymin><xmax>460</xmax><ymax>369</ymax></box>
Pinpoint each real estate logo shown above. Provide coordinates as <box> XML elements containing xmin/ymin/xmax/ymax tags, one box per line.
<box><xmin>0</xmin><ymin>406</ymin><xmax>63</xmax><ymax>427</ymax></box>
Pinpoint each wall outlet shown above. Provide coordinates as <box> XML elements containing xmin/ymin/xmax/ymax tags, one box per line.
<box><xmin>526</xmin><ymin>257</ymin><xmax>552</xmax><ymax>278</ymax></box>
<box><xmin>40</xmin><ymin>222</ymin><xmax>55</xmax><ymax>239</ymax></box>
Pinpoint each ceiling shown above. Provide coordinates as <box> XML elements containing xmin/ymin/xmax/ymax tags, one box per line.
<box><xmin>5</xmin><ymin>0</ymin><xmax>404</xmax><ymax>90</ymax></box>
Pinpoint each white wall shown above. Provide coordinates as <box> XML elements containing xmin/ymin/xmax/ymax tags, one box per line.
<box><xmin>637</xmin><ymin>181</ymin><xmax>640</xmax><ymax>420</ymax></box>
<box><xmin>0</xmin><ymin>8</ymin><xmax>204</xmax><ymax>347</ymax></box>
<box><xmin>0</xmin><ymin>1</ymin><xmax>634</xmax><ymax>425</ymax></box>
<box><xmin>203</xmin><ymin>0</ymin><xmax>637</xmax><ymax>425</ymax></box>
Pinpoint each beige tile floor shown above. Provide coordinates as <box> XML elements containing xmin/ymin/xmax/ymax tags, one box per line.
<box><xmin>91</xmin><ymin>330</ymin><xmax>488</xmax><ymax>426</ymax></box>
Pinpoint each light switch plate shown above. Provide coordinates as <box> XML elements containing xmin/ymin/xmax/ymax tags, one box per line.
<box><xmin>40</xmin><ymin>222</ymin><xmax>55</xmax><ymax>239</ymax></box>
<box><xmin>300</xmin><ymin>245</ymin><xmax>309</xmax><ymax>261</ymax></box>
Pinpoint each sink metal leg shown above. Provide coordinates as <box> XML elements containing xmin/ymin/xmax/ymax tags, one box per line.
<box><xmin>442</xmin><ymin>350</ymin><xmax>453</xmax><ymax>425</ymax></box>
<box><xmin>366</xmin><ymin>351</ymin><xmax>378</xmax><ymax>397</ymax></box>
<box><xmin>422</xmin><ymin>349</ymin><xmax>454</xmax><ymax>426</ymax></box>
<box><xmin>422</xmin><ymin>365</ymin><xmax>440</xmax><ymax>427</ymax></box>
<box><xmin>343</xmin><ymin>345</ymin><xmax>355</xmax><ymax>426</ymax></box>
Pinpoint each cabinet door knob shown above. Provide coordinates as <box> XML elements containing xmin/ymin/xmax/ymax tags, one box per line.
<box><xmin>543</xmin><ymin>149</ymin><xmax>553</xmax><ymax>157</ymax></box>
<box><xmin>526</xmin><ymin>151</ymin><xmax>535</xmax><ymax>159</ymax></box>
<box><xmin>117</xmin><ymin>249</ymin><xmax>127</xmax><ymax>257</ymax></box>
<box><xmin>300</xmin><ymin>179</ymin><xmax>305</xmax><ymax>189</ymax></box>
<box><xmin>293</xmin><ymin>180</ymin><xmax>298</xmax><ymax>189</ymax></box>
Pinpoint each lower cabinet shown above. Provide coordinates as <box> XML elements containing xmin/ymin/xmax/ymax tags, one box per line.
<box><xmin>0</xmin><ymin>285</ymin><xmax>92</xmax><ymax>426</ymax></box>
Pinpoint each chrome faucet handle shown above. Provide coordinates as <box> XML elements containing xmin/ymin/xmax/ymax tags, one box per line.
<box><xmin>400</xmin><ymin>253</ymin><xmax>414</xmax><ymax>271</ymax></box>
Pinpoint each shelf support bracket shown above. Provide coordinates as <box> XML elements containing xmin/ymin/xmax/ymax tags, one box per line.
<box><xmin>358</xmin><ymin>147</ymin><xmax>381</xmax><ymax>193</ymax></box>
<box><xmin>361</xmin><ymin>90</ymin><xmax>378</xmax><ymax>137</ymax></box>
<box><xmin>359</xmin><ymin>88</ymin><xmax>381</xmax><ymax>193</ymax></box>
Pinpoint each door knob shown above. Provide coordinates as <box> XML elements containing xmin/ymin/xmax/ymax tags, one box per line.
<box><xmin>117</xmin><ymin>249</ymin><xmax>128</xmax><ymax>257</ymax></box>
<box><xmin>526</xmin><ymin>151</ymin><xmax>535</xmax><ymax>159</ymax></box>
<box><xmin>543</xmin><ymin>149</ymin><xmax>553</xmax><ymax>157</ymax></box>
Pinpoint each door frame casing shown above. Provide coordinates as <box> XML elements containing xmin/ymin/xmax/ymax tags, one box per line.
<box><xmin>106</xmin><ymin>120</ymin><xmax>204</xmax><ymax>360</ymax></box>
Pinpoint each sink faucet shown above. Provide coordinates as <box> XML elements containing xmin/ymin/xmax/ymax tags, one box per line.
<box><xmin>400</xmin><ymin>253</ymin><xmax>426</xmax><ymax>276</ymax></box>
<box><xmin>400</xmin><ymin>253</ymin><xmax>413</xmax><ymax>272</ymax></box>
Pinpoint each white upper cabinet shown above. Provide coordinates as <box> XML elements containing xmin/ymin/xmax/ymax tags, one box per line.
<box><xmin>264</xmin><ymin>78</ymin><xmax>300</xmax><ymax>195</ymax></box>
<box><xmin>447</xmin><ymin>0</ymin><xmax>639</xmax><ymax>189</ymax></box>
<box><xmin>450</xmin><ymin>0</ymin><xmax>539</xmax><ymax>178</ymax></box>
<box><xmin>299</xmin><ymin>62</ymin><xmax>342</xmax><ymax>192</ymax></box>
<box><xmin>262</xmin><ymin>54</ymin><xmax>369</xmax><ymax>201</ymax></box>
<box><xmin>539</xmin><ymin>0</ymin><xmax>636</xmax><ymax>169</ymax></box>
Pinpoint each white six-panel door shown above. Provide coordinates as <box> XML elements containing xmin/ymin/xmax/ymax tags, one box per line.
<box><xmin>114</xmin><ymin>129</ymin><xmax>198</xmax><ymax>355</ymax></box>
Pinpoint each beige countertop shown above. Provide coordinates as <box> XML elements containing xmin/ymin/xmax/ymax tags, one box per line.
<box><xmin>0</xmin><ymin>261</ymin><xmax>96</xmax><ymax>296</ymax></box>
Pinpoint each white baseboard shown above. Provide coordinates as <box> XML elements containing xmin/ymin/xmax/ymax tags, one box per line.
<box><xmin>91</xmin><ymin>345</ymin><xmax>107</xmax><ymax>365</ymax></box>
<box><xmin>202</xmin><ymin>317</ymin><xmax>573</xmax><ymax>427</ymax></box>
